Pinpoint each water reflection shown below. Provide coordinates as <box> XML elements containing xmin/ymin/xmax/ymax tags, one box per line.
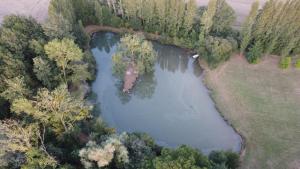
<box><xmin>90</xmin><ymin>32</ymin><xmax>120</xmax><ymax>53</ymax></box>
<box><xmin>91</xmin><ymin>32</ymin><xmax>241</xmax><ymax>153</ymax></box>
<box><xmin>133</xmin><ymin>72</ymin><xmax>157</xmax><ymax>99</ymax></box>
<box><xmin>155</xmin><ymin>43</ymin><xmax>189</xmax><ymax>74</ymax></box>
<box><xmin>115</xmin><ymin>71</ymin><xmax>157</xmax><ymax>104</ymax></box>
<box><xmin>91</xmin><ymin>32</ymin><xmax>203</xmax><ymax>104</ymax></box>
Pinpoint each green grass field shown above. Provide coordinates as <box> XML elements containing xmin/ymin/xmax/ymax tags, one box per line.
<box><xmin>204</xmin><ymin>55</ymin><xmax>300</xmax><ymax>169</ymax></box>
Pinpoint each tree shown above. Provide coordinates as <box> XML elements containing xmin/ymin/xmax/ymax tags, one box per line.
<box><xmin>182</xmin><ymin>0</ymin><xmax>197</xmax><ymax>37</ymax></box>
<box><xmin>74</xmin><ymin>20</ymin><xmax>91</xmax><ymax>49</ymax></box>
<box><xmin>201</xmin><ymin>0</ymin><xmax>218</xmax><ymax>35</ymax></box>
<box><xmin>11</xmin><ymin>85</ymin><xmax>91</xmax><ymax>135</ymax></box>
<box><xmin>205</xmin><ymin>36</ymin><xmax>234</xmax><ymax>67</ymax></box>
<box><xmin>21</xmin><ymin>148</ymin><xmax>57</xmax><ymax>169</ymax></box>
<box><xmin>211</xmin><ymin>0</ymin><xmax>236</xmax><ymax>36</ymax></box>
<box><xmin>0</xmin><ymin>48</ymin><xmax>28</xmax><ymax>91</ymax></box>
<box><xmin>123</xmin><ymin>133</ymin><xmax>157</xmax><ymax>169</ymax></box>
<box><xmin>240</xmin><ymin>1</ymin><xmax>259</xmax><ymax>54</ymax></box>
<box><xmin>94</xmin><ymin>1</ymin><xmax>104</xmax><ymax>25</ymax></box>
<box><xmin>209</xmin><ymin>151</ymin><xmax>239</xmax><ymax>169</ymax></box>
<box><xmin>44</xmin><ymin>0</ymin><xmax>75</xmax><ymax>39</ymax></box>
<box><xmin>0</xmin><ymin>120</ymin><xmax>57</xmax><ymax>169</ymax></box>
<box><xmin>79</xmin><ymin>134</ymin><xmax>129</xmax><ymax>168</ymax></box>
<box><xmin>1</xmin><ymin>76</ymin><xmax>30</xmax><ymax>102</ymax></box>
<box><xmin>246</xmin><ymin>0</ymin><xmax>300</xmax><ymax>61</ymax></box>
<box><xmin>0</xmin><ymin>15</ymin><xmax>45</xmax><ymax>55</ymax></box>
<box><xmin>44</xmin><ymin>38</ymin><xmax>84</xmax><ymax>83</ymax></box>
<box><xmin>152</xmin><ymin>145</ymin><xmax>211</xmax><ymax>169</ymax></box>
<box><xmin>246</xmin><ymin>40</ymin><xmax>263</xmax><ymax>63</ymax></box>
<box><xmin>112</xmin><ymin>34</ymin><xmax>156</xmax><ymax>77</ymax></box>
<box><xmin>33</xmin><ymin>57</ymin><xmax>60</xmax><ymax>89</ymax></box>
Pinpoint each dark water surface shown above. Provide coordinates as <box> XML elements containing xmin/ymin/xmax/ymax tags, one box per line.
<box><xmin>91</xmin><ymin>32</ymin><xmax>241</xmax><ymax>153</ymax></box>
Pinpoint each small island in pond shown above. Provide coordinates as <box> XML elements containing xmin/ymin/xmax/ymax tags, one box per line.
<box><xmin>112</xmin><ymin>34</ymin><xmax>157</xmax><ymax>92</ymax></box>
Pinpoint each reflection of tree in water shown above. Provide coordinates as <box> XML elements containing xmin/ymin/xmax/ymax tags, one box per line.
<box><xmin>115</xmin><ymin>71</ymin><xmax>157</xmax><ymax>104</ymax></box>
<box><xmin>90</xmin><ymin>32</ymin><xmax>120</xmax><ymax>53</ymax></box>
<box><xmin>192</xmin><ymin>60</ymin><xmax>203</xmax><ymax>77</ymax></box>
<box><xmin>115</xmin><ymin>80</ymin><xmax>132</xmax><ymax>104</ymax></box>
<box><xmin>154</xmin><ymin>42</ymin><xmax>189</xmax><ymax>74</ymax></box>
<box><xmin>133</xmin><ymin>72</ymin><xmax>157</xmax><ymax>99</ymax></box>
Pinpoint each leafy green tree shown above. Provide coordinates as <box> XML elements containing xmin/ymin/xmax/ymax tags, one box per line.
<box><xmin>1</xmin><ymin>76</ymin><xmax>30</xmax><ymax>102</ymax></box>
<box><xmin>0</xmin><ymin>48</ymin><xmax>28</xmax><ymax>90</ymax></box>
<box><xmin>94</xmin><ymin>1</ymin><xmax>104</xmax><ymax>25</ymax></box>
<box><xmin>44</xmin><ymin>38</ymin><xmax>84</xmax><ymax>83</ymax></box>
<box><xmin>205</xmin><ymin>36</ymin><xmax>234</xmax><ymax>67</ymax></box>
<box><xmin>182</xmin><ymin>0</ymin><xmax>197</xmax><ymax>37</ymax></box>
<box><xmin>152</xmin><ymin>145</ymin><xmax>211</xmax><ymax>169</ymax></box>
<box><xmin>123</xmin><ymin>133</ymin><xmax>158</xmax><ymax>169</ymax></box>
<box><xmin>209</xmin><ymin>151</ymin><xmax>239</xmax><ymax>169</ymax></box>
<box><xmin>246</xmin><ymin>40</ymin><xmax>263</xmax><ymax>63</ymax></box>
<box><xmin>246</xmin><ymin>0</ymin><xmax>300</xmax><ymax>60</ymax></box>
<box><xmin>0</xmin><ymin>15</ymin><xmax>45</xmax><ymax>55</ymax></box>
<box><xmin>44</xmin><ymin>0</ymin><xmax>75</xmax><ymax>39</ymax></box>
<box><xmin>211</xmin><ymin>0</ymin><xmax>236</xmax><ymax>36</ymax></box>
<box><xmin>240</xmin><ymin>1</ymin><xmax>259</xmax><ymax>54</ymax></box>
<box><xmin>201</xmin><ymin>0</ymin><xmax>218</xmax><ymax>35</ymax></box>
<box><xmin>11</xmin><ymin>85</ymin><xmax>91</xmax><ymax>135</ymax></box>
<box><xmin>21</xmin><ymin>148</ymin><xmax>57</xmax><ymax>169</ymax></box>
<box><xmin>79</xmin><ymin>134</ymin><xmax>129</xmax><ymax>168</ymax></box>
<box><xmin>112</xmin><ymin>34</ymin><xmax>156</xmax><ymax>77</ymax></box>
<box><xmin>0</xmin><ymin>120</ymin><xmax>57</xmax><ymax>169</ymax></box>
<box><xmin>33</xmin><ymin>57</ymin><xmax>60</xmax><ymax>89</ymax></box>
<box><xmin>74</xmin><ymin>20</ymin><xmax>91</xmax><ymax>49</ymax></box>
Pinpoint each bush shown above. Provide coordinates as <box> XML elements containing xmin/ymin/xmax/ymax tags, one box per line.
<box><xmin>295</xmin><ymin>59</ymin><xmax>300</xmax><ymax>69</ymax></box>
<box><xmin>209</xmin><ymin>151</ymin><xmax>239</xmax><ymax>169</ymax></box>
<box><xmin>246</xmin><ymin>41</ymin><xmax>263</xmax><ymax>64</ymax></box>
<box><xmin>205</xmin><ymin>36</ymin><xmax>234</xmax><ymax>68</ymax></box>
<box><xmin>279</xmin><ymin>56</ymin><xmax>291</xmax><ymax>69</ymax></box>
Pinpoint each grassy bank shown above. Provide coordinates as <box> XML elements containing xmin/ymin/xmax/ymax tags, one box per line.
<box><xmin>203</xmin><ymin>55</ymin><xmax>300</xmax><ymax>169</ymax></box>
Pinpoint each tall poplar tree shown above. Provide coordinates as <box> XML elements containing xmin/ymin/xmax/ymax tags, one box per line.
<box><xmin>182</xmin><ymin>0</ymin><xmax>197</xmax><ymax>37</ymax></box>
<box><xmin>240</xmin><ymin>1</ymin><xmax>259</xmax><ymax>54</ymax></box>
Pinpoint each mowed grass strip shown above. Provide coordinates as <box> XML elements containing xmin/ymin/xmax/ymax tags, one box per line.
<box><xmin>204</xmin><ymin>55</ymin><xmax>300</xmax><ymax>169</ymax></box>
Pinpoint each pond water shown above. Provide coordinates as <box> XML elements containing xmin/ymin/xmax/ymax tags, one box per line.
<box><xmin>91</xmin><ymin>32</ymin><xmax>241</xmax><ymax>153</ymax></box>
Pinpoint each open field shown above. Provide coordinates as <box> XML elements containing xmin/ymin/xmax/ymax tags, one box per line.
<box><xmin>0</xmin><ymin>0</ymin><xmax>266</xmax><ymax>27</ymax></box>
<box><xmin>204</xmin><ymin>55</ymin><xmax>300</xmax><ymax>169</ymax></box>
<box><xmin>0</xmin><ymin>0</ymin><xmax>50</xmax><ymax>24</ymax></box>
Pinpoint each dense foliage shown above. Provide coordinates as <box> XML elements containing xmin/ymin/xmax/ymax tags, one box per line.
<box><xmin>241</xmin><ymin>0</ymin><xmax>300</xmax><ymax>65</ymax></box>
<box><xmin>112</xmin><ymin>34</ymin><xmax>156</xmax><ymax>77</ymax></box>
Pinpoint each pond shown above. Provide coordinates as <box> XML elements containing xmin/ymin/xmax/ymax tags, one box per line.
<box><xmin>91</xmin><ymin>32</ymin><xmax>241</xmax><ymax>154</ymax></box>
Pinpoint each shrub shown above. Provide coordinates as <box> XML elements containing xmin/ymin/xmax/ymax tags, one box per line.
<box><xmin>209</xmin><ymin>151</ymin><xmax>239</xmax><ymax>169</ymax></box>
<box><xmin>246</xmin><ymin>41</ymin><xmax>263</xmax><ymax>64</ymax></box>
<box><xmin>205</xmin><ymin>36</ymin><xmax>234</xmax><ymax>68</ymax></box>
<box><xmin>279</xmin><ymin>56</ymin><xmax>291</xmax><ymax>69</ymax></box>
<box><xmin>295</xmin><ymin>59</ymin><xmax>300</xmax><ymax>69</ymax></box>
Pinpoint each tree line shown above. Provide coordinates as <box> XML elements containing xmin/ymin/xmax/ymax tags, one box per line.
<box><xmin>50</xmin><ymin>0</ymin><xmax>299</xmax><ymax>68</ymax></box>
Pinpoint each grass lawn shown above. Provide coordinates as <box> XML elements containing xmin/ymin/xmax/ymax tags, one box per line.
<box><xmin>203</xmin><ymin>55</ymin><xmax>300</xmax><ymax>169</ymax></box>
